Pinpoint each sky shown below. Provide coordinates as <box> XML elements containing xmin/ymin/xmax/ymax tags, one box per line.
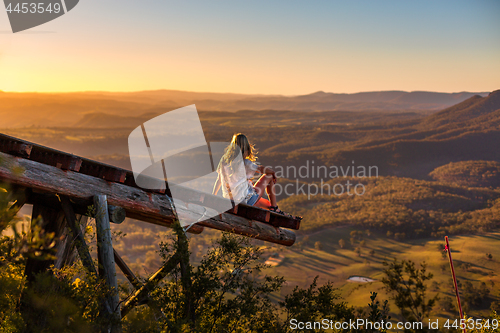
<box><xmin>0</xmin><ymin>0</ymin><xmax>499</xmax><ymax>95</ymax></box>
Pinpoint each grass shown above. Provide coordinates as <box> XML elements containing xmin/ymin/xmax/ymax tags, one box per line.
<box><xmin>262</xmin><ymin>226</ymin><xmax>500</xmax><ymax>321</ymax></box>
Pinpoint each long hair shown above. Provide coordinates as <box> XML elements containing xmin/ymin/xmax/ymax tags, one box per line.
<box><xmin>221</xmin><ymin>133</ymin><xmax>257</xmax><ymax>165</ymax></box>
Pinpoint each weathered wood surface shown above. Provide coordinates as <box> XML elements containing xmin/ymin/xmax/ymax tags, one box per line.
<box><xmin>121</xmin><ymin>252</ymin><xmax>181</xmax><ymax>318</ymax></box>
<box><xmin>54</xmin><ymin>213</ymin><xmax>89</xmax><ymax>270</ymax></box>
<box><xmin>60</xmin><ymin>196</ymin><xmax>97</xmax><ymax>275</ymax></box>
<box><xmin>95</xmin><ymin>195</ymin><xmax>122</xmax><ymax>331</ymax></box>
<box><xmin>113</xmin><ymin>249</ymin><xmax>141</xmax><ymax>289</ymax></box>
<box><xmin>108</xmin><ymin>205</ymin><xmax>126</xmax><ymax>224</ymax></box>
<box><xmin>0</xmin><ymin>152</ymin><xmax>296</xmax><ymax>246</ymax></box>
<box><xmin>24</xmin><ymin>202</ymin><xmax>66</xmax><ymax>283</ymax></box>
<box><xmin>1</xmin><ymin>133</ymin><xmax>299</xmax><ymax>229</ymax></box>
<box><xmin>171</xmin><ymin>185</ymin><xmax>301</xmax><ymax>230</ymax></box>
<box><xmin>1</xmin><ymin>132</ymin><xmax>150</xmax><ymax>188</ymax></box>
<box><xmin>114</xmin><ymin>249</ymin><xmax>167</xmax><ymax>320</ymax></box>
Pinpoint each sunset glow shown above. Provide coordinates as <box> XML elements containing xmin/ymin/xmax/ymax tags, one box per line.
<box><xmin>1</xmin><ymin>0</ymin><xmax>499</xmax><ymax>94</ymax></box>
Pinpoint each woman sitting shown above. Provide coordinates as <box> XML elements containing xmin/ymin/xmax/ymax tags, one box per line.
<box><xmin>212</xmin><ymin>133</ymin><xmax>292</xmax><ymax>217</ymax></box>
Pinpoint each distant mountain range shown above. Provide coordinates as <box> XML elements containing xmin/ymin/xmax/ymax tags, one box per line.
<box><xmin>325</xmin><ymin>90</ymin><xmax>500</xmax><ymax>178</ymax></box>
<box><xmin>0</xmin><ymin>89</ymin><xmax>499</xmax><ymax>183</ymax></box>
<box><xmin>0</xmin><ymin>89</ymin><xmax>490</xmax><ymax>128</ymax></box>
<box><xmin>422</xmin><ymin>90</ymin><xmax>500</xmax><ymax>129</ymax></box>
<box><xmin>67</xmin><ymin>89</ymin><xmax>490</xmax><ymax>111</ymax></box>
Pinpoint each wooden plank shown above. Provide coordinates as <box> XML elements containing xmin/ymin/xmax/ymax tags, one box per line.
<box><xmin>0</xmin><ymin>140</ymin><xmax>32</xmax><ymax>158</ymax></box>
<box><xmin>123</xmin><ymin>171</ymin><xmax>166</xmax><ymax>194</ymax></box>
<box><xmin>0</xmin><ymin>133</ymin><xmax>299</xmax><ymax>230</ymax></box>
<box><xmin>79</xmin><ymin>161</ymin><xmax>127</xmax><ymax>183</ymax></box>
<box><xmin>0</xmin><ymin>152</ymin><xmax>296</xmax><ymax>246</ymax></box>
<box><xmin>164</xmin><ymin>184</ymin><xmax>300</xmax><ymax>230</ymax></box>
<box><xmin>95</xmin><ymin>195</ymin><xmax>122</xmax><ymax>332</ymax></box>
<box><xmin>29</xmin><ymin>150</ymin><xmax>83</xmax><ymax>171</ymax></box>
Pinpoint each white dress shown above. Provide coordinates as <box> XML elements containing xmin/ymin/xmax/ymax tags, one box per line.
<box><xmin>217</xmin><ymin>158</ymin><xmax>259</xmax><ymax>203</ymax></box>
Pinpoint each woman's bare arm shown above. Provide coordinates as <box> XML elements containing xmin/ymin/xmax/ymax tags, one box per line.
<box><xmin>212</xmin><ymin>173</ymin><xmax>222</xmax><ymax>195</ymax></box>
<box><xmin>258</xmin><ymin>165</ymin><xmax>277</xmax><ymax>183</ymax></box>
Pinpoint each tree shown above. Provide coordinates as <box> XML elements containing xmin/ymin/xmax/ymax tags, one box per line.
<box><xmin>437</xmin><ymin>296</ymin><xmax>455</xmax><ymax>313</ymax></box>
<box><xmin>465</xmin><ymin>312</ymin><xmax>500</xmax><ymax>333</ymax></box>
<box><xmin>0</xmin><ymin>159</ymin><xmax>62</xmax><ymax>331</ymax></box>
<box><xmin>381</xmin><ymin>259</ymin><xmax>438</xmax><ymax>328</ymax></box>
<box><xmin>138</xmin><ymin>227</ymin><xmax>356</xmax><ymax>333</ymax></box>
<box><xmin>339</xmin><ymin>239</ymin><xmax>346</xmax><ymax>249</ymax></box>
<box><xmin>394</xmin><ymin>232</ymin><xmax>405</xmax><ymax>241</ymax></box>
<box><xmin>279</xmin><ymin>276</ymin><xmax>355</xmax><ymax>333</ymax></box>
<box><xmin>462</xmin><ymin>281</ymin><xmax>490</xmax><ymax>311</ymax></box>
<box><xmin>491</xmin><ymin>300</ymin><xmax>500</xmax><ymax>313</ymax></box>
<box><xmin>314</xmin><ymin>241</ymin><xmax>322</xmax><ymax>251</ymax></box>
<box><xmin>0</xmin><ymin>156</ymin><xmax>378</xmax><ymax>332</ymax></box>
<box><xmin>364</xmin><ymin>292</ymin><xmax>391</xmax><ymax>333</ymax></box>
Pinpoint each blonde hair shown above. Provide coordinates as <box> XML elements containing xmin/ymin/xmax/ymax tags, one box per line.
<box><xmin>221</xmin><ymin>133</ymin><xmax>257</xmax><ymax>164</ymax></box>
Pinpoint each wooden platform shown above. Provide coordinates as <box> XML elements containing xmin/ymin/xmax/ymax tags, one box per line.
<box><xmin>0</xmin><ymin>133</ymin><xmax>300</xmax><ymax>246</ymax></box>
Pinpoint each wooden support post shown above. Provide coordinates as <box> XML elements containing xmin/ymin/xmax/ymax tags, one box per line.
<box><xmin>19</xmin><ymin>199</ymin><xmax>67</xmax><ymax>329</ymax></box>
<box><xmin>94</xmin><ymin>195</ymin><xmax>121</xmax><ymax>332</ymax></box>
<box><xmin>24</xmin><ymin>202</ymin><xmax>66</xmax><ymax>283</ymax></box>
<box><xmin>176</xmin><ymin>224</ymin><xmax>195</xmax><ymax>324</ymax></box>
<box><xmin>60</xmin><ymin>196</ymin><xmax>97</xmax><ymax>275</ymax></box>
<box><xmin>121</xmin><ymin>252</ymin><xmax>181</xmax><ymax>318</ymax></box>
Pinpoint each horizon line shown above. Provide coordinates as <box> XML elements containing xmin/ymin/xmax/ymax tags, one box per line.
<box><xmin>0</xmin><ymin>88</ymin><xmax>494</xmax><ymax>97</ymax></box>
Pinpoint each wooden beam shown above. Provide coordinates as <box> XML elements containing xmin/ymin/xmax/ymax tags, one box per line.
<box><xmin>54</xmin><ymin>215</ymin><xmax>89</xmax><ymax>270</ymax></box>
<box><xmin>0</xmin><ymin>152</ymin><xmax>295</xmax><ymax>246</ymax></box>
<box><xmin>113</xmin><ymin>249</ymin><xmax>141</xmax><ymax>290</ymax></box>
<box><xmin>28</xmin><ymin>192</ymin><xmax>128</xmax><ymax>227</ymax></box>
<box><xmin>173</xmin><ymin>185</ymin><xmax>301</xmax><ymax>230</ymax></box>
<box><xmin>113</xmin><ymin>249</ymin><xmax>167</xmax><ymax>320</ymax></box>
<box><xmin>94</xmin><ymin>195</ymin><xmax>121</xmax><ymax>331</ymax></box>
<box><xmin>228</xmin><ymin>204</ymin><xmax>301</xmax><ymax>230</ymax></box>
<box><xmin>108</xmin><ymin>205</ymin><xmax>126</xmax><ymax>224</ymax></box>
<box><xmin>0</xmin><ymin>136</ymin><xmax>32</xmax><ymax>158</ymax></box>
<box><xmin>59</xmin><ymin>196</ymin><xmax>97</xmax><ymax>276</ymax></box>
<box><xmin>121</xmin><ymin>252</ymin><xmax>181</xmax><ymax>318</ymax></box>
<box><xmin>0</xmin><ymin>152</ymin><xmax>204</xmax><ymax>231</ymax></box>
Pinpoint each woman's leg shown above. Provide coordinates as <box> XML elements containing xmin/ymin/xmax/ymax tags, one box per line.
<box><xmin>252</xmin><ymin>174</ymin><xmax>297</xmax><ymax>218</ymax></box>
<box><xmin>253</xmin><ymin>174</ymin><xmax>277</xmax><ymax>208</ymax></box>
<box><xmin>254</xmin><ymin>197</ymin><xmax>271</xmax><ymax>209</ymax></box>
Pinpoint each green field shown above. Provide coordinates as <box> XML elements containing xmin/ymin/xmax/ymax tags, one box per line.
<box><xmin>262</xmin><ymin>227</ymin><xmax>500</xmax><ymax>321</ymax></box>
